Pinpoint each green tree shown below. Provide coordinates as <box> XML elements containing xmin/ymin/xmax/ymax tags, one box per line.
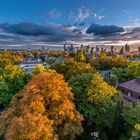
<box><xmin>126</xmin><ymin>62</ymin><xmax>140</xmax><ymax>79</ymax></box>
<box><xmin>69</xmin><ymin>72</ymin><xmax>121</xmax><ymax>139</ymax></box>
<box><xmin>0</xmin><ymin>80</ymin><xmax>10</xmax><ymax>109</ymax></box>
<box><xmin>0</xmin><ymin>64</ymin><xmax>29</xmax><ymax>109</ymax></box>
<box><xmin>45</xmin><ymin>57</ymin><xmax>56</xmax><ymax>65</ymax></box>
<box><xmin>112</xmin><ymin>67</ymin><xmax>127</xmax><ymax>83</ymax></box>
<box><xmin>112</xmin><ymin>61</ymin><xmax>140</xmax><ymax>83</ymax></box>
<box><xmin>122</xmin><ymin>103</ymin><xmax>140</xmax><ymax>138</ymax></box>
<box><xmin>130</xmin><ymin>124</ymin><xmax>140</xmax><ymax>140</ymax></box>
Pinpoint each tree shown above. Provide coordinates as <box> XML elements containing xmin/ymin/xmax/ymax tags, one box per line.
<box><xmin>104</xmin><ymin>76</ymin><xmax>118</xmax><ymax>86</ymax></box>
<box><xmin>0</xmin><ymin>80</ymin><xmax>9</xmax><ymax>110</ymax></box>
<box><xmin>90</xmin><ymin>48</ymin><xmax>94</xmax><ymax>63</ymax></box>
<box><xmin>126</xmin><ymin>61</ymin><xmax>140</xmax><ymax>79</ymax></box>
<box><xmin>0</xmin><ymin>72</ymin><xmax>83</xmax><ymax>140</ymax></box>
<box><xmin>45</xmin><ymin>57</ymin><xmax>56</xmax><ymax>65</ymax></box>
<box><xmin>51</xmin><ymin>60</ymin><xmax>95</xmax><ymax>80</ymax></box>
<box><xmin>3</xmin><ymin>64</ymin><xmax>24</xmax><ymax>80</ymax></box>
<box><xmin>0</xmin><ymin>64</ymin><xmax>29</xmax><ymax>109</ymax></box>
<box><xmin>92</xmin><ymin>56</ymin><xmax>128</xmax><ymax>70</ymax></box>
<box><xmin>69</xmin><ymin>72</ymin><xmax>121</xmax><ymax>139</ymax></box>
<box><xmin>120</xmin><ymin>47</ymin><xmax>124</xmax><ymax>55</ymax></box>
<box><xmin>33</xmin><ymin>51</ymin><xmax>41</xmax><ymax>58</ymax></box>
<box><xmin>32</xmin><ymin>64</ymin><xmax>46</xmax><ymax>75</ymax></box>
<box><xmin>75</xmin><ymin>50</ymin><xmax>86</xmax><ymax>62</ymax></box>
<box><xmin>99</xmin><ymin>50</ymin><xmax>106</xmax><ymax>59</ymax></box>
<box><xmin>122</xmin><ymin>103</ymin><xmax>140</xmax><ymax>138</ymax></box>
<box><xmin>130</xmin><ymin>124</ymin><xmax>140</xmax><ymax>140</ymax></box>
<box><xmin>112</xmin><ymin>61</ymin><xmax>140</xmax><ymax>83</ymax></box>
<box><xmin>112</xmin><ymin>67</ymin><xmax>127</xmax><ymax>83</ymax></box>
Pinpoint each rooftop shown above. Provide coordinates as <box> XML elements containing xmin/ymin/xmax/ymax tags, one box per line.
<box><xmin>118</xmin><ymin>78</ymin><xmax>140</xmax><ymax>94</ymax></box>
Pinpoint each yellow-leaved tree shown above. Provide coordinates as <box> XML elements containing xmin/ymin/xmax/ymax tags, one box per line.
<box><xmin>0</xmin><ymin>72</ymin><xmax>83</xmax><ymax>140</ymax></box>
<box><xmin>31</xmin><ymin>64</ymin><xmax>46</xmax><ymax>75</ymax></box>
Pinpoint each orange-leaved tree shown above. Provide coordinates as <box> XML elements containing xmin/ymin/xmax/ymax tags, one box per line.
<box><xmin>0</xmin><ymin>72</ymin><xmax>83</xmax><ymax>140</ymax></box>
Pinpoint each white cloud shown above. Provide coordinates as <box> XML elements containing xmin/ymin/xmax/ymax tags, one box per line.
<box><xmin>69</xmin><ymin>7</ymin><xmax>105</xmax><ymax>21</ymax></box>
<box><xmin>124</xmin><ymin>10</ymin><xmax>129</xmax><ymax>15</ymax></box>
<box><xmin>69</xmin><ymin>7</ymin><xmax>90</xmax><ymax>21</ymax></box>
<box><xmin>134</xmin><ymin>19</ymin><xmax>139</xmax><ymax>25</ymax></box>
<box><xmin>97</xmin><ymin>16</ymin><xmax>105</xmax><ymax>20</ymax></box>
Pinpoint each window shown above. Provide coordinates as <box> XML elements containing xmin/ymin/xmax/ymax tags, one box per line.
<box><xmin>138</xmin><ymin>96</ymin><xmax>140</xmax><ymax>100</ymax></box>
<box><xmin>128</xmin><ymin>92</ymin><xmax>131</xmax><ymax>97</ymax></box>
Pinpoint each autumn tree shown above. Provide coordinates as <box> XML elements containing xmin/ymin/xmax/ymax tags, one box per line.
<box><xmin>99</xmin><ymin>49</ymin><xmax>106</xmax><ymax>59</ymax></box>
<box><xmin>120</xmin><ymin>47</ymin><xmax>124</xmax><ymax>55</ymax></box>
<box><xmin>125</xmin><ymin>61</ymin><xmax>140</xmax><ymax>79</ymax></box>
<box><xmin>0</xmin><ymin>72</ymin><xmax>83</xmax><ymax>140</ymax></box>
<box><xmin>32</xmin><ymin>51</ymin><xmax>41</xmax><ymax>58</ymax></box>
<box><xmin>92</xmin><ymin>56</ymin><xmax>128</xmax><ymax>70</ymax></box>
<box><xmin>69</xmin><ymin>72</ymin><xmax>122</xmax><ymax>139</ymax></box>
<box><xmin>112</xmin><ymin>61</ymin><xmax>140</xmax><ymax>83</ymax></box>
<box><xmin>130</xmin><ymin>124</ymin><xmax>140</xmax><ymax>140</ymax></box>
<box><xmin>0</xmin><ymin>51</ymin><xmax>31</xmax><ymax>109</ymax></box>
<box><xmin>32</xmin><ymin>64</ymin><xmax>46</xmax><ymax>75</ymax></box>
<box><xmin>90</xmin><ymin>48</ymin><xmax>94</xmax><ymax>63</ymax></box>
<box><xmin>0</xmin><ymin>64</ymin><xmax>30</xmax><ymax>109</ymax></box>
<box><xmin>0</xmin><ymin>51</ymin><xmax>16</xmax><ymax>67</ymax></box>
<box><xmin>51</xmin><ymin>59</ymin><xmax>95</xmax><ymax>80</ymax></box>
<box><xmin>75</xmin><ymin>50</ymin><xmax>86</xmax><ymax>62</ymax></box>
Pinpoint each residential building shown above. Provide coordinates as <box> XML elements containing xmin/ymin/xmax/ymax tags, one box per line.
<box><xmin>117</xmin><ymin>78</ymin><xmax>140</xmax><ymax>103</ymax></box>
<box><xmin>101</xmin><ymin>70</ymin><xmax>112</xmax><ymax>78</ymax></box>
<box><xmin>19</xmin><ymin>62</ymin><xmax>50</xmax><ymax>73</ymax></box>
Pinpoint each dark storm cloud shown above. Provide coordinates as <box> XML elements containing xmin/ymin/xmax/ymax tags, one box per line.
<box><xmin>86</xmin><ymin>23</ymin><xmax>125</xmax><ymax>35</ymax></box>
<box><xmin>0</xmin><ymin>22</ymin><xmax>126</xmax><ymax>43</ymax></box>
<box><xmin>1</xmin><ymin>22</ymin><xmax>60</xmax><ymax>36</ymax></box>
<box><xmin>97</xmin><ymin>26</ymin><xmax>140</xmax><ymax>41</ymax></box>
<box><xmin>117</xmin><ymin>26</ymin><xmax>140</xmax><ymax>41</ymax></box>
<box><xmin>0</xmin><ymin>22</ymin><xmax>83</xmax><ymax>42</ymax></box>
<box><xmin>73</xmin><ymin>21</ymin><xmax>87</xmax><ymax>27</ymax></box>
<box><xmin>0</xmin><ymin>22</ymin><xmax>140</xmax><ymax>48</ymax></box>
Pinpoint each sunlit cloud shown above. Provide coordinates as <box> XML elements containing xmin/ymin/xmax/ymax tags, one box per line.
<box><xmin>0</xmin><ymin>22</ymin><xmax>140</xmax><ymax>49</ymax></box>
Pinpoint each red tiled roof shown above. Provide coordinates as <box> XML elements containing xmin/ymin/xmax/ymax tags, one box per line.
<box><xmin>118</xmin><ymin>78</ymin><xmax>140</xmax><ymax>95</ymax></box>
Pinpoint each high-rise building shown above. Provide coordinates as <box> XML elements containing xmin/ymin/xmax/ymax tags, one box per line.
<box><xmin>70</xmin><ymin>44</ymin><xmax>74</xmax><ymax>52</ymax></box>
<box><xmin>111</xmin><ymin>46</ymin><xmax>114</xmax><ymax>53</ymax></box>
<box><xmin>124</xmin><ymin>43</ymin><xmax>130</xmax><ymax>53</ymax></box>
<box><xmin>86</xmin><ymin>45</ymin><xmax>90</xmax><ymax>54</ymax></box>
<box><xmin>64</xmin><ymin>43</ymin><xmax>67</xmax><ymax>52</ymax></box>
<box><xmin>81</xmin><ymin>44</ymin><xmax>83</xmax><ymax>50</ymax></box>
<box><xmin>96</xmin><ymin>45</ymin><xmax>99</xmax><ymax>52</ymax></box>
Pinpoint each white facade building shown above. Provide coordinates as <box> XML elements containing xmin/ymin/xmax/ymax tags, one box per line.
<box><xmin>19</xmin><ymin>62</ymin><xmax>50</xmax><ymax>73</ymax></box>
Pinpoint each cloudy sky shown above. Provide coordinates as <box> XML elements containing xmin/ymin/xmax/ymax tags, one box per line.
<box><xmin>0</xmin><ymin>0</ymin><xmax>140</xmax><ymax>49</ymax></box>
